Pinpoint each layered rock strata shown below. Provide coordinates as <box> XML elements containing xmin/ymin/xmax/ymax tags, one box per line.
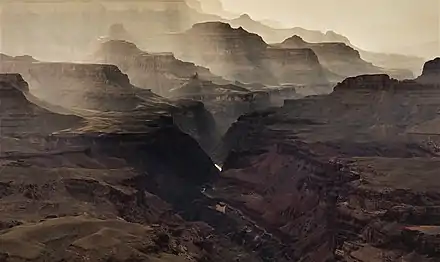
<box><xmin>215</xmin><ymin>62</ymin><xmax>440</xmax><ymax>261</ymax></box>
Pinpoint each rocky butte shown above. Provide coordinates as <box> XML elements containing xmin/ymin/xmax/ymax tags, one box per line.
<box><xmin>215</xmin><ymin>58</ymin><xmax>440</xmax><ymax>261</ymax></box>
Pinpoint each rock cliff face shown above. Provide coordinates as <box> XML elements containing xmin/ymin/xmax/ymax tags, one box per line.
<box><xmin>277</xmin><ymin>35</ymin><xmax>413</xmax><ymax>80</ymax></box>
<box><xmin>216</xmin><ymin>61</ymin><xmax>440</xmax><ymax>261</ymax></box>
<box><xmin>0</xmin><ymin>74</ymin><xmax>82</xmax><ymax>136</ymax></box>
<box><xmin>417</xmin><ymin>57</ymin><xmax>440</xmax><ymax>84</ymax></box>
<box><xmin>0</xmin><ymin>57</ymin><xmax>220</xmax><ymax>158</ymax></box>
<box><xmin>174</xmin><ymin>22</ymin><xmax>330</xmax><ymax>86</ymax></box>
<box><xmin>92</xmin><ymin>40</ymin><xmax>224</xmax><ymax>96</ymax></box>
<box><xmin>262</xmin><ymin>47</ymin><xmax>329</xmax><ymax>85</ymax></box>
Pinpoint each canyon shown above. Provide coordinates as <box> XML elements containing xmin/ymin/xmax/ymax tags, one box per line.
<box><xmin>1</xmin><ymin>55</ymin><xmax>439</xmax><ymax>261</ymax></box>
<box><xmin>216</xmin><ymin>59</ymin><xmax>440</xmax><ymax>261</ymax></box>
<box><xmin>0</xmin><ymin>1</ymin><xmax>438</xmax><ymax>261</ymax></box>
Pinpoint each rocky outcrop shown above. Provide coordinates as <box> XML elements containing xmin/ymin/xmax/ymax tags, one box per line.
<box><xmin>215</xmin><ymin>70</ymin><xmax>440</xmax><ymax>260</ymax></box>
<box><xmin>277</xmin><ymin>35</ymin><xmax>413</xmax><ymax>80</ymax></box>
<box><xmin>173</xmin><ymin>22</ymin><xmax>330</xmax><ymax>86</ymax></box>
<box><xmin>417</xmin><ymin>58</ymin><xmax>440</xmax><ymax>84</ymax></box>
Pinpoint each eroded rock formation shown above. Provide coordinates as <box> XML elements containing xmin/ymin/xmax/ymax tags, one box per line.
<box><xmin>92</xmin><ymin>40</ymin><xmax>225</xmax><ymax>96</ymax></box>
<box><xmin>214</xmin><ymin>61</ymin><xmax>440</xmax><ymax>261</ymax></box>
<box><xmin>0</xmin><ymin>57</ymin><xmax>220</xmax><ymax>158</ymax></box>
<box><xmin>0</xmin><ymin>74</ymin><xmax>269</xmax><ymax>262</ymax></box>
<box><xmin>174</xmin><ymin>22</ymin><xmax>330</xmax><ymax>86</ymax></box>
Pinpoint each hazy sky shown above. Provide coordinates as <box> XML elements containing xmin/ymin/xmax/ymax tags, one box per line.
<box><xmin>220</xmin><ymin>0</ymin><xmax>439</xmax><ymax>53</ymax></box>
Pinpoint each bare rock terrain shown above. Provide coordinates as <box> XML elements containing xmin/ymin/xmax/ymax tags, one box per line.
<box><xmin>215</xmin><ymin>59</ymin><xmax>440</xmax><ymax>261</ymax></box>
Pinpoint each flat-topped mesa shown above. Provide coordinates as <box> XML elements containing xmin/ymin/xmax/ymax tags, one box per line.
<box><xmin>333</xmin><ymin>74</ymin><xmax>399</xmax><ymax>92</ymax></box>
<box><xmin>417</xmin><ymin>57</ymin><xmax>440</xmax><ymax>85</ymax></box>
<box><xmin>93</xmin><ymin>40</ymin><xmax>222</xmax><ymax>96</ymax></box>
<box><xmin>278</xmin><ymin>35</ymin><xmax>413</xmax><ymax>80</ymax></box>
<box><xmin>0</xmin><ymin>74</ymin><xmax>82</xmax><ymax>136</ymax></box>
<box><xmin>96</xmin><ymin>40</ymin><xmax>144</xmax><ymax>57</ymax></box>
<box><xmin>0</xmin><ymin>61</ymin><xmax>145</xmax><ymax>112</ymax></box>
<box><xmin>263</xmin><ymin>47</ymin><xmax>328</xmax><ymax>85</ymax></box>
<box><xmin>184</xmin><ymin>22</ymin><xmax>268</xmax><ymax>55</ymax></box>
<box><xmin>0</xmin><ymin>53</ymin><xmax>38</xmax><ymax>63</ymax></box>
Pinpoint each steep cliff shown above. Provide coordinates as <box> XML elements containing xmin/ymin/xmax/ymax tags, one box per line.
<box><xmin>0</xmin><ymin>58</ymin><xmax>221</xmax><ymax>157</ymax></box>
<box><xmin>174</xmin><ymin>22</ymin><xmax>330</xmax><ymax>86</ymax></box>
<box><xmin>216</xmin><ymin>61</ymin><xmax>440</xmax><ymax>261</ymax></box>
<box><xmin>262</xmin><ymin>47</ymin><xmax>329</xmax><ymax>85</ymax></box>
<box><xmin>0</xmin><ymin>73</ymin><xmax>82</xmax><ymax>137</ymax></box>
<box><xmin>417</xmin><ymin>57</ymin><xmax>440</xmax><ymax>84</ymax></box>
<box><xmin>277</xmin><ymin>35</ymin><xmax>413</xmax><ymax>80</ymax></box>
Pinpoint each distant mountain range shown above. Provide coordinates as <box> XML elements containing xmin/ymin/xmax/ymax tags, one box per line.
<box><xmin>0</xmin><ymin>0</ymin><xmax>429</xmax><ymax>76</ymax></box>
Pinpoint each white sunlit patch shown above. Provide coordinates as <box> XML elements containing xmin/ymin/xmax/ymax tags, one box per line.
<box><xmin>214</xmin><ymin>164</ymin><xmax>222</xmax><ymax>171</ymax></box>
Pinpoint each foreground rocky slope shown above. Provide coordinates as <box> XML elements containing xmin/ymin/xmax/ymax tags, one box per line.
<box><xmin>0</xmin><ymin>73</ymin><xmax>276</xmax><ymax>262</ymax></box>
<box><xmin>215</xmin><ymin>59</ymin><xmax>440</xmax><ymax>261</ymax></box>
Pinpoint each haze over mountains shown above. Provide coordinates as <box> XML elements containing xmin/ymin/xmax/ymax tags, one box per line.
<box><xmin>220</xmin><ymin>0</ymin><xmax>440</xmax><ymax>59</ymax></box>
<box><xmin>0</xmin><ymin>0</ymin><xmax>440</xmax><ymax>261</ymax></box>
